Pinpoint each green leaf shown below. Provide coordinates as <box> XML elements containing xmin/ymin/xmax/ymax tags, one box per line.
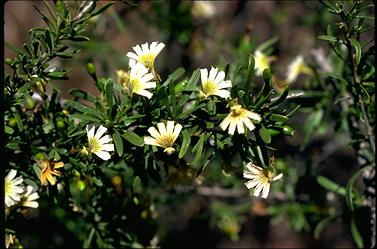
<box><xmin>132</xmin><ymin>176</ymin><xmax>142</xmax><ymax>193</ymax></box>
<box><xmin>47</xmin><ymin>71</ymin><xmax>69</xmax><ymax>80</ymax></box>
<box><xmin>112</xmin><ymin>131</ymin><xmax>123</xmax><ymax>157</ymax></box>
<box><xmin>69</xmin><ymin>114</ymin><xmax>102</xmax><ymax>123</ymax></box>
<box><xmin>83</xmin><ymin>228</ymin><xmax>95</xmax><ymax>248</ymax></box>
<box><xmin>301</xmin><ymin>109</ymin><xmax>324</xmax><ymax>148</ymax></box>
<box><xmin>44</xmin><ymin>29</ymin><xmax>53</xmax><ymax>50</ymax></box>
<box><xmin>67</xmin><ymin>101</ymin><xmax>103</xmax><ymax>121</ymax></box>
<box><xmin>92</xmin><ymin>177</ymin><xmax>103</xmax><ymax>187</ymax></box>
<box><xmin>5</xmin><ymin>126</ymin><xmax>14</xmax><ymax>135</ymax></box>
<box><xmin>259</xmin><ymin>125</ymin><xmax>271</xmax><ymax>144</ymax></box>
<box><xmin>185</xmin><ymin>69</ymin><xmax>200</xmax><ymax>91</ymax></box>
<box><xmin>318</xmin><ymin>35</ymin><xmax>338</xmax><ymax>43</ymax></box>
<box><xmin>179</xmin><ymin>129</ymin><xmax>191</xmax><ymax>158</ymax></box>
<box><xmin>168</xmin><ymin>79</ymin><xmax>176</xmax><ymax>116</ymax></box>
<box><xmin>71</xmin><ymin>36</ymin><xmax>90</xmax><ymax>42</ymax></box>
<box><xmin>5</xmin><ymin>42</ymin><xmax>24</xmax><ymax>54</ymax></box>
<box><xmin>105</xmin><ymin>80</ymin><xmax>114</xmax><ymax>107</ymax></box>
<box><xmin>350</xmin><ymin>216</ymin><xmax>364</xmax><ymax>248</ymax></box>
<box><xmin>169</xmin><ymin>67</ymin><xmax>185</xmax><ymax>81</ymax></box>
<box><xmin>69</xmin><ymin>89</ymin><xmax>96</xmax><ymax>102</ymax></box>
<box><xmin>190</xmin><ymin>134</ymin><xmax>207</xmax><ymax>165</ymax></box>
<box><xmin>270</xmin><ymin>114</ymin><xmax>289</xmax><ymax>122</ymax></box>
<box><xmin>350</xmin><ymin>38</ymin><xmax>361</xmax><ymax>66</ymax></box>
<box><xmin>177</xmin><ymin>103</ymin><xmax>206</xmax><ymax>120</ymax></box>
<box><xmin>14</xmin><ymin>110</ymin><xmax>23</xmax><ymax>131</ymax></box>
<box><xmin>269</xmin><ymin>88</ymin><xmax>289</xmax><ymax>108</ymax></box>
<box><xmin>346</xmin><ymin>166</ymin><xmax>368</xmax><ymax>211</ymax></box>
<box><xmin>255</xmin><ymin>36</ymin><xmax>279</xmax><ymax>52</ymax></box>
<box><xmin>317</xmin><ymin>176</ymin><xmax>346</xmax><ymax>196</ymax></box>
<box><xmin>314</xmin><ymin>213</ymin><xmax>342</xmax><ymax>239</ymax></box>
<box><xmin>89</xmin><ymin>2</ymin><xmax>113</xmax><ymax>18</ymax></box>
<box><xmin>122</xmin><ymin>130</ymin><xmax>144</xmax><ymax>147</ymax></box>
<box><xmin>32</xmin><ymin>164</ymin><xmax>41</xmax><ymax>180</ymax></box>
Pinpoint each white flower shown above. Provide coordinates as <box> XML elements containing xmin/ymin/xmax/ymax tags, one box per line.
<box><xmin>199</xmin><ymin>67</ymin><xmax>232</xmax><ymax>99</ymax></box>
<box><xmin>117</xmin><ymin>63</ymin><xmax>156</xmax><ymax>99</ymax></box>
<box><xmin>192</xmin><ymin>1</ymin><xmax>216</xmax><ymax>19</ymax></box>
<box><xmin>82</xmin><ymin>125</ymin><xmax>115</xmax><ymax>161</ymax></box>
<box><xmin>5</xmin><ymin>169</ymin><xmax>24</xmax><ymax>208</ymax></box>
<box><xmin>144</xmin><ymin>121</ymin><xmax>183</xmax><ymax>155</ymax></box>
<box><xmin>5</xmin><ymin>233</ymin><xmax>16</xmax><ymax>249</ymax></box>
<box><xmin>126</xmin><ymin>42</ymin><xmax>165</xmax><ymax>73</ymax></box>
<box><xmin>286</xmin><ymin>55</ymin><xmax>312</xmax><ymax>83</ymax></box>
<box><xmin>253</xmin><ymin>50</ymin><xmax>274</xmax><ymax>76</ymax></box>
<box><xmin>20</xmin><ymin>185</ymin><xmax>39</xmax><ymax>208</ymax></box>
<box><xmin>220</xmin><ymin>104</ymin><xmax>261</xmax><ymax>135</ymax></box>
<box><xmin>243</xmin><ymin>163</ymin><xmax>283</xmax><ymax>198</ymax></box>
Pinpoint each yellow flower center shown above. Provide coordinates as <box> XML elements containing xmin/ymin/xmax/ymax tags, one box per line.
<box><xmin>159</xmin><ymin>133</ymin><xmax>176</xmax><ymax>148</ymax></box>
<box><xmin>88</xmin><ymin>137</ymin><xmax>102</xmax><ymax>153</ymax></box>
<box><xmin>230</xmin><ymin>105</ymin><xmax>245</xmax><ymax>117</ymax></box>
<box><xmin>139</xmin><ymin>53</ymin><xmax>155</xmax><ymax>70</ymax></box>
<box><xmin>202</xmin><ymin>80</ymin><xmax>217</xmax><ymax>97</ymax></box>
<box><xmin>262</xmin><ymin>169</ymin><xmax>273</xmax><ymax>183</ymax></box>
<box><xmin>127</xmin><ymin>78</ymin><xmax>142</xmax><ymax>96</ymax></box>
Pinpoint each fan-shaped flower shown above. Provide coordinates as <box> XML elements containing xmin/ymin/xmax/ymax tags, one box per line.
<box><xmin>199</xmin><ymin>67</ymin><xmax>232</xmax><ymax>99</ymax></box>
<box><xmin>144</xmin><ymin>121</ymin><xmax>183</xmax><ymax>155</ymax></box>
<box><xmin>82</xmin><ymin>125</ymin><xmax>114</xmax><ymax>161</ymax></box>
<box><xmin>220</xmin><ymin>104</ymin><xmax>261</xmax><ymax>135</ymax></box>
<box><xmin>20</xmin><ymin>185</ymin><xmax>39</xmax><ymax>208</ymax></box>
<box><xmin>117</xmin><ymin>63</ymin><xmax>156</xmax><ymax>99</ymax></box>
<box><xmin>243</xmin><ymin>163</ymin><xmax>283</xmax><ymax>198</ymax></box>
<box><xmin>286</xmin><ymin>55</ymin><xmax>312</xmax><ymax>83</ymax></box>
<box><xmin>39</xmin><ymin>159</ymin><xmax>64</xmax><ymax>186</ymax></box>
<box><xmin>5</xmin><ymin>169</ymin><xmax>24</xmax><ymax>207</ymax></box>
<box><xmin>126</xmin><ymin>41</ymin><xmax>165</xmax><ymax>76</ymax></box>
<box><xmin>253</xmin><ymin>50</ymin><xmax>275</xmax><ymax>76</ymax></box>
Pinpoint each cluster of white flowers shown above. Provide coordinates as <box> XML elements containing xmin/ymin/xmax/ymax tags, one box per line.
<box><xmin>70</xmin><ymin>41</ymin><xmax>281</xmax><ymax>199</ymax></box>
<box><xmin>5</xmin><ymin>169</ymin><xmax>39</xmax><ymax>209</ymax></box>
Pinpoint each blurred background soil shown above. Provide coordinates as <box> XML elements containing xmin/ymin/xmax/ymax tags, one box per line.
<box><xmin>5</xmin><ymin>1</ymin><xmax>364</xmax><ymax>247</ymax></box>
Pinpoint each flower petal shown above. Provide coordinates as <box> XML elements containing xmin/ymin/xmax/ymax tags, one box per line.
<box><xmin>215</xmin><ymin>90</ymin><xmax>230</xmax><ymax>99</ymax></box>
<box><xmin>228</xmin><ymin>121</ymin><xmax>237</xmax><ymax>135</ymax></box>
<box><xmin>95</xmin><ymin>151</ymin><xmax>111</xmax><ymax>161</ymax></box>
<box><xmin>208</xmin><ymin>67</ymin><xmax>218</xmax><ymax>81</ymax></box>
<box><xmin>213</xmin><ymin>71</ymin><xmax>225</xmax><ymax>85</ymax></box>
<box><xmin>216</xmin><ymin>80</ymin><xmax>231</xmax><ymax>90</ymax></box>
<box><xmin>236</xmin><ymin>120</ymin><xmax>245</xmax><ymax>134</ymax></box>
<box><xmin>144</xmin><ymin>137</ymin><xmax>161</xmax><ymax>147</ymax></box>
<box><xmin>94</xmin><ymin>125</ymin><xmax>107</xmax><ymax>140</ymax></box>
<box><xmin>101</xmin><ymin>144</ymin><xmax>115</xmax><ymax>152</ymax></box>
<box><xmin>99</xmin><ymin>135</ymin><xmax>112</xmax><ymax>144</ymax></box>
<box><xmin>172</xmin><ymin>123</ymin><xmax>183</xmax><ymax>140</ymax></box>
<box><xmin>220</xmin><ymin>116</ymin><xmax>231</xmax><ymax>131</ymax></box>
<box><xmin>261</xmin><ymin>182</ymin><xmax>271</xmax><ymax>198</ymax></box>
<box><xmin>137</xmin><ymin>89</ymin><xmax>153</xmax><ymax>99</ymax></box>
<box><xmin>157</xmin><ymin>122</ymin><xmax>166</xmax><ymax>135</ymax></box>
<box><xmin>6</xmin><ymin>169</ymin><xmax>18</xmax><ymax>181</ymax></box>
<box><xmin>200</xmin><ymin>68</ymin><xmax>208</xmax><ymax>85</ymax></box>
<box><xmin>86</xmin><ymin>124</ymin><xmax>95</xmax><ymax>139</ymax></box>
<box><xmin>166</xmin><ymin>121</ymin><xmax>175</xmax><ymax>134</ymax></box>
<box><xmin>148</xmin><ymin>127</ymin><xmax>162</xmax><ymax>140</ymax></box>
